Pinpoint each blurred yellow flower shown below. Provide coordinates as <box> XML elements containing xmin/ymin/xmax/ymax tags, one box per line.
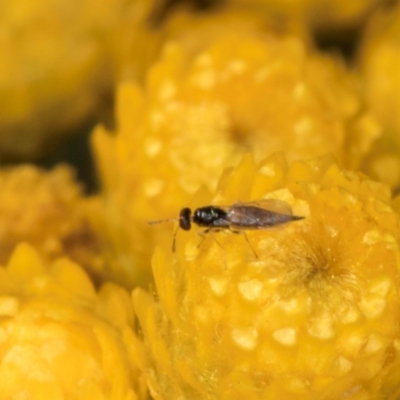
<box><xmin>357</xmin><ymin>2</ymin><xmax>400</xmax><ymax>188</ymax></box>
<box><xmin>116</xmin><ymin>2</ymin><xmax>310</xmax><ymax>83</ymax></box>
<box><xmin>114</xmin><ymin>0</ymin><xmax>161</xmax><ymax>84</ymax></box>
<box><xmin>0</xmin><ymin>164</ymin><xmax>108</xmax><ymax>283</ymax></box>
<box><xmin>93</xmin><ymin>31</ymin><xmax>379</xmax><ymax>287</ymax></box>
<box><xmin>222</xmin><ymin>0</ymin><xmax>385</xmax><ymax>32</ymax></box>
<box><xmin>132</xmin><ymin>153</ymin><xmax>400</xmax><ymax>399</ymax></box>
<box><xmin>0</xmin><ymin>0</ymin><xmax>129</xmax><ymax>159</ymax></box>
<box><xmin>0</xmin><ymin>242</ymin><xmax>145</xmax><ymax>400</ymax></box>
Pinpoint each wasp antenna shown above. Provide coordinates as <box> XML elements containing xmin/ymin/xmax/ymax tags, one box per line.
<box><xmin>147</xmin><ymin>218</ymin><xmax>176</xmax><ymax>225</ymax></box>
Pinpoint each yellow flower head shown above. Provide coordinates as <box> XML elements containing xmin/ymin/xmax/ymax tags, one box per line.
<box><xmin>0</xmin><ymin>0</ymin><xmax>128</xmax><ymax>159</ymax></box>
<box><xmin>0</xmin><ymin>164</ymin><xmax>108</xmax><ymax>283</ymax></box>
<box><xmin>0</xmin><ymin>243</ymin><xmax>145</xmax><ymax>400</ymax></box>
<box><xmin>116</xmin><ymin>0</ymin><xmax>310</xmax><ymax>83</ymax></box>
<box><xmin>223</xmin><ymin>0</ymin><xmax>383</xmax><ymax>31</ymax></box>
<box><xmin>133</xmin><ymin>154</ymin><xmax>400</xmax><ymax>399</ymax></box>
<box><xmin>357</xmin><ymin>2</ymin><xmax>400</xmax><ymax>188</ymax></box>
<box><xmin>93</xmin><ymin>32</ymin><xmax>378</xmax><ymax>286</ymax></box>
<box><xmin>115</xmin><ymin>0</ymin><xmax>162</xmax><ymax>83</ymax></box>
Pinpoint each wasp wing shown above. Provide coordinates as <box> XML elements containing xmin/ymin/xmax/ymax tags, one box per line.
<box><xmin>226</xmin><ymin>199</ymin><xmax>302</xmax><ymax>229</ymax></box>
<box><xmin>236</xmin><ymin>199</ymin><xmax>294</xmax><ymax>215</ymax></box>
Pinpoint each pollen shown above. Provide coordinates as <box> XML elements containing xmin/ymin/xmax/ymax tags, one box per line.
<box><xmin>293</xmin><ymin>116</ymin><xmax>314</xmax><ymax>138</ymax></box>
<box><xmin>307</xmin><ymin>314</ymin><xmax>335</xmax><ymax>339</ymax></box>
<box><xmin>209</xmin><ymin>277</ymin><xmax>228</xmax><ymax>297</ymax></box>
<box><xmin>364</xmin><ymin>333</ymin><xmax>385</xmax><ymax>355</ymax></box>
<box><xmin>159</xmin><ymin>79</ymin><xmax>177</xmax><ymax>102</ymax></box>
<box><xmin>342</xmin><ymin>333</ymin><xmax>365</xmax><ymax>356</ymax></box>
<box><xmin>238</xmin><ymin>279</ymin><xmax>263</xmax><ymax>302</ymax></box>
<box><xmin>192</xmin><ymin>68</ymin><xmax>216</xmax><ymax>90</ymax></box>
<box><xmin>363</xmin><ymin>229</ymin><xmax>397</xmax><ymax>247</ymax></box>
<box><xmin>144</xmin><ymin>178</ymin><xmax>164</xmax><ymax>198</ymax></box>
<box><xmin>194</xmin><ymin>52</ymin><xmax>213</xmax><ymax>67</ymax></box>
<box><xmin>369</xmin><ymin>278</ymin><xmax>391</xmax><ymax>297</ymax></box>
<box><xmin>259</xmin><ymin>163</ymin><xmax>276</xmax><ymax>177</ymax></box>
<box><xmin>276</xmin><ymin>298</ymin><xmax>302</xmax><ymax>314</ymax></box>
<box><xmin>232</xmin><ymin>327</ymin><xmax>259</xmax><ymax>351</ymax></box>
<box><xmin>359</xmin><ymin>294</ymin><xmax>386</xmax><ymax>319</ymax></box>
<box><xmin>335</xmin><ymin>356</ymin><xmax>353</xmax><ymax>376</ymax></box>
<box><xmin>338</xmin><ymin>306</ymin><xmax>360</xmax><ymax>324</ymax></box>
<box><xmin>0</xmin><ymin>296</ymin><xmax>19</xmax><ymax>317</ymax></box>
<box><xmin>3</xmin><ymin>346</ymin><xmax>54</xmax><ymax>382</ymax></box>
<box><xmin>144</xmin><ymin>137</ymin><xmax>162</xmax><ymax>158</ymax></box>
<box><xmin>226</xmin><ymin>59</ymin><xmax>247</xmax><ymax>75</ymax></box>
<box><xmin>293</xmin><ymin>81</ymin><xmax>307</xmax><ymax>100</ymax></box>
<box><xmin>150</xmin><ymin>110</ymin><xmax>165</xmax><ymax>131</ymax></box>
<box><xmin>272</xmin><ymin>328</ymin><xmax>297</xmax><ymax>346</ymax></box>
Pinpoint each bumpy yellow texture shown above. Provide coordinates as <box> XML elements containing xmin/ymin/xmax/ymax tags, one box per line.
<box><xmin>132</xmin><ymin>153</ymin><xmax>400</xmax><ymax>400</ymax></box>
<box><xmin>93</xmin><ymin>32</ymin><xmax>379</xmax><ymax>287</ymax></box>
<box><xmin>224</xmin><ymin>0</ymin><xmax>384</xmax><ymax>30</ymax></box>
<box><xmin>357</xmin><ymin>3</ymin><xmax>400</xmax><ymax>188</ymax></box>
<box><xmin>116</xmin><ymin>3</ymin><xmax>310</xmax><ymax>83</ymax></box>
<box><xmin>0</xmin><ymin>164</ymin><xmax>108</xmax><ymax>282</ymax></box>
<box><xmin>0</xmin><ymin>0</ymin><xmax>129</xmax><ymax>159</ymax></box>
<box><xmin>0</xmin><ymin>243</ymin><xmax>145</xmax><ymax>400</ymax></box>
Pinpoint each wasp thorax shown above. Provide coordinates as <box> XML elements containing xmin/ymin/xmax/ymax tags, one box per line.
<box><xmin>193</xmin><ymin>206</ymin><xmax>227</xmax><ymax>226</ymax></box>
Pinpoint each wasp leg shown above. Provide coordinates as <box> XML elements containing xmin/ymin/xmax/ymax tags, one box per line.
<box><xmin>197</xmin><ymin>229</ymin><xmax>227</xmax><ymax>268</ymax></box>
<box><xmin>197</xmin><ymin>228</ymin><xmax>222</xmax><ymax>248</ymax></box>
<box><xmin>197</xmin><ymin>228</ymin><xmax>213</xmax><ymax>249</ymax></box>
<box><xmin>230</xmin><ymin>229</ymin><xmax>258</xmax><ymax>259</ymax></box>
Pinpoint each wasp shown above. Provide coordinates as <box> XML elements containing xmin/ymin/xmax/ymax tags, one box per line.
<box><xmin>149</xmin><ymin>199</ymin><xmax>304</xmax><ymax>256</ymax></box>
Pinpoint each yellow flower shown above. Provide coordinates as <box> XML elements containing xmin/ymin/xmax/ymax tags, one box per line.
<box><xmin>132</xmin><ymin>153</ymin><xmax>400</xmax><ymax>399</ymax></box>
<box><xmin>93</xmin><ymin>31</ymin><xmax>378</xmax><ymax>286</ymax></box>
<box><xmin>0</xmin><ymin>0</ymin><xmax>128</xmax><ymax>159</ymax></box>
<box><xmin>357</xmin><ymin>2</ymin><xmax>400</xmax><ymax>188</ymax></box>
<box><xmin>0</xmin><ymin>164</ymin><xmax>109</xmax><ymax>283</ymax></box>
<box><xmin>0</xmin><ymin>243</ymin><xmax>145</xmax><ymax>400</ymax></box>
<box><xmin>116</xmin><ymin>1</ymin><xmax>309</xmax><ymax>84</ymax></box>
<box><xmin>222</xmin><ymin>0</ymin><xmax>383</xmax><ymax>31</ymax></box>
<box><xmin>114</xmin><ymin>0</ymin><xmax>161</xmax><ymax>83</ymax></box>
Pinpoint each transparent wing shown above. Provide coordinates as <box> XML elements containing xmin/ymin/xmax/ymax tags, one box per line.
<box><xmin>233</xmin><ymin>199</ymin><xmax>293</xmax><ymax>216</ymax></box>
<box><xmin>221</xmin><ymin>199</ymin><xmax>298</xmax><ymax>229</ymax></box>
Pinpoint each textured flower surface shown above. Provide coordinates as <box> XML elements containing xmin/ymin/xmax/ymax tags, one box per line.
<box><xmin>0</xmin><ymin>243</ymin><xmax>145</xmax><ymax>400</ymax></box>
<box><xmin>133</xmin><ymin>154</ymin><xmax>400</xmax><ymax>400</ymax></box>
<box><xmin>357</xmin><ymin>2</ymin><xmax>400</xmax><ymax>188</ymax></box>
<box><xmin>93</xmin><ymin>30</ymin><xmax>378</xmax><ymax>286</ymax></box>
<box><xmin>0</xmin><ymin>164</ymin><xmax>109</xmax><ymax>283</ymax></box>
<box><xmin>2</xmin><ymin>1</ymin><xmax>400</xmax><ymax>399</ymax></box>
<box><xmin>116</xmin><ymin>2</ymin><xmax>310</xmax><ymax>84</ymax></box>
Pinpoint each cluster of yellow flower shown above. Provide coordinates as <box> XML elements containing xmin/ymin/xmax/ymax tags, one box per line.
<box><xmin>2</xmin><ymin>0</ymin><xmax>400</xmax><ymax>399</ymax></box>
